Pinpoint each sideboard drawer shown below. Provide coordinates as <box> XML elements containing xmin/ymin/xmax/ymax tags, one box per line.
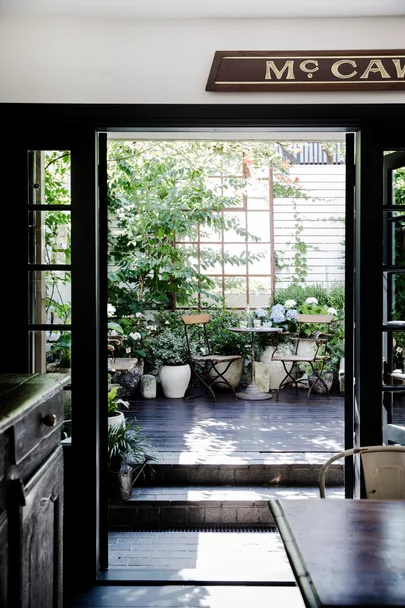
<box><xmin>12</xmin><ymin>391</ymin><xmax>64</xmax><ymax>476</ymax></box>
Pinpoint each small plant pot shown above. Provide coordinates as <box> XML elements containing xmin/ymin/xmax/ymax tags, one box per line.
<box><xmin>108</xmin><ymin>411</ymin><xmax>125</xmax><ymax>429</ymax></box>
<box><xmin>108</xmin><ymin>464</ymin><xmax>133</xmax><ymax>500</ymax></box>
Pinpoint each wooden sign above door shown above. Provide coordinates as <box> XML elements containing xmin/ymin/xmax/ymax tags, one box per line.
<box><xmin>206</xmin><ymin>50</ymin><xmax>405</xmax><ymax>92</ymax></box>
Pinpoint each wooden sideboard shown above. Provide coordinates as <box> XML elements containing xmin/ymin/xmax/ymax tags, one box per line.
<box><xmin>0</xmin><ymin>373</ymin><xmax>69</xmax><ymax>608</ymax></box>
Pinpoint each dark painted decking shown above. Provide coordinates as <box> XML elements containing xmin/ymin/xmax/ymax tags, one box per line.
<box><xmin>127</xmin><ymin>390</ymin><xmax>344</xmax><ymax>465</ymax></box>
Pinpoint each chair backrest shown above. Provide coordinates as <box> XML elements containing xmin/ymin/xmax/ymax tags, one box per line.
<box><xmin>319</xmin><ymin>445</ymin><xmax>405</xmax><ymax>499</ymax></box>
<box><xmin>181</xmin><ymin>314</ymin><xmax>212</xmax><ymax>358</ymax></box>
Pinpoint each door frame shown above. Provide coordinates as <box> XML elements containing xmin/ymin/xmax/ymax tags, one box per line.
<box><xmin>1</xmin><ymin>102</ymin><xmax>405</xmax><ymax>592</ymax></box>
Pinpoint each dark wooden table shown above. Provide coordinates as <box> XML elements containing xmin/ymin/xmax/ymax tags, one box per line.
<box><xmin>269</xmin><ymin>498</ymin><xmax>405</xmax><ymax>607</ymax></box>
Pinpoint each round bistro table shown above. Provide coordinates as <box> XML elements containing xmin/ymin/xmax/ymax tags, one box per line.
<box><xmin>228</xmin><ymin>326</ymin><xmax>283</xmax><ymax>400</ymax></box>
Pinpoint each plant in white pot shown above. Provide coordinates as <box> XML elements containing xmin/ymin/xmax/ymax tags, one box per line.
<box><xmin>107</xmin><ymin>384</ymin><xmax>129</xmax><ymax>429</ymax></box>
<box><xmin>107</xmin><ymin>420</ymin><xmax>157</xmax><ymax>500</ymax></box>
<box><xmin>150</xmin><ymin>329</ymin><xmax>191</xmax><ymax>398</ymax></box>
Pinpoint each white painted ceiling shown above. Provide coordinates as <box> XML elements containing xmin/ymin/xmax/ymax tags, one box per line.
<box><xmin>1</xmin><ymin>0</ymin><xmax>405</xmax><ymax>19</ymax></box>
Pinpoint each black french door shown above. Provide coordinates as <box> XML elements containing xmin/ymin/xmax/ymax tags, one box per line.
<box><xmin>0</xmin><ymin>130</ymin><xmax>107</xmax><ymax>593</ymax></box>
<box><xmin>351</xmin><ymin>130</ymin><xmax>405</xmax><ymax>496</ymax></box>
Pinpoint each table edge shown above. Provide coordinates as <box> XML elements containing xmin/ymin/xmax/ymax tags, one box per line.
<box><xmin>269</xmin><ymin>499</ymin><xmax>321</xmax><ymax>608</ymax></box>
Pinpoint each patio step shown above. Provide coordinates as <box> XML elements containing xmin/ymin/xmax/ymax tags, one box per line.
<box><xmin>138</xmin><ymin>452</ymin><xmax>344</xmax><ymax>486</ymax></box>
<box><xmin>108</xmin><ymin>484</ymin><xmax>344</xmax><ymax>530</ymax></box>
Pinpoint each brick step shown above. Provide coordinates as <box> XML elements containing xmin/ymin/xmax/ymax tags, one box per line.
<box><xmin>139</xmin><ymin>452</ymin><xmax>344</xmax><ymax>486</ymax></box>
<box><xmin>105</xmin><ymin>529</ymin><xmax>295</xmax><ymax>582</ymax></box>
<box><xmin>109</xmin><ymin>485</ymin><xmax>344</xmax><ymax>529</ymax></box>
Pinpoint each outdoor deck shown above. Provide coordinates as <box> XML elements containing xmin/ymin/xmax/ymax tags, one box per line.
<box><xmin>127</xmin><ymin>389</ymin><xmax>344</xmax><ymax>466</ymax></box>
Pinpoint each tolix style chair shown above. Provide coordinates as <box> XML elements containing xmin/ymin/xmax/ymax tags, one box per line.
<box><xmin>319</xmin><ymin>445</ymin><xmax>405</xmax><ymax>499</ymax></box>
<box><xmin>182</xmin><ymin>314</ymin><xmax>242</xmax><ymax>404</ymax></box>
<box><xmin>271</xmin><ymin>313</ymin><xmax>335</xmax><ymax>402</ymax></box>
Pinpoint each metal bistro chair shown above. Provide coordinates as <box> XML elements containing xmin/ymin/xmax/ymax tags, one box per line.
<box><xmin>320</xmin><ymin>445</ymin><xmax>405</xmax><ymax>499</ymax></box>
<box><xmin>271</xmin><ymin>313</ymin><xmax>335</xmax><ymax>402</ymax></box>
<box><xmin>182</xmin><ymin>314</ymin><xmax>242</xmax><ymax>404</ymax></box>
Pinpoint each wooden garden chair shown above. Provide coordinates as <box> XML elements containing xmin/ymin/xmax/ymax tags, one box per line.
<box><xmin>182</xmin><ymin>314</ymin><xmax>242</xmax><ymax>404</ymax></box>
<box><xmin>271</xmin><ymin>313</ymin><xmax>335</xmax><ymax>402</ymax></box>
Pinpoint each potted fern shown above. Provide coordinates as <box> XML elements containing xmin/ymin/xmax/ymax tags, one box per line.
<box><xmin>107</xmin><ymin>420</ymin><xmax>157</xmax><ymax>500</ymax></box>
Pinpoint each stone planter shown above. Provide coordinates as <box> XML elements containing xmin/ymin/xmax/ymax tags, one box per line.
<box><xmin>308</xmin><ymin>371</ymin><xmax>333</xmax><ymax>394</ymax></box>
<box><xmin>110</xmin><ymin>358</ymin><xmax>144</xmax><ymax>399</ymax></box>
<box><xmin>206</xmin><ymin>357</ymin><xmax>244</xmax><ymax>390</ymax></box>
<box><xmin>159</xmin><ymin>363</ymin><xmax>191</xmax><ymax>398</ymax></box>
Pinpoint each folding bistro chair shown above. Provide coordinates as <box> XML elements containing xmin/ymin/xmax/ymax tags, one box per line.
<box><xmin>182</xmin><ymin>314</ymin><xmax>242</xmax><ymax>404</ymax></box>
<box><xmin>271</xmin><ymin>313</ymin><xmax>335</xmax><ymax>402</ymax></box>
<box><xmin>319</xmin><ymin>445</ymin><xmax>405</xmax><ymax>498</ymax></box>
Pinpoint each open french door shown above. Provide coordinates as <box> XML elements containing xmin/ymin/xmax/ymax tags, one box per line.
<box><xmin>350</xmin><ymin>129</ymin><xmax>405</xmax><ymax>497</ymax></box>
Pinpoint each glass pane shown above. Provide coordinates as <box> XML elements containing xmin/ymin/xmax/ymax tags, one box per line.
<box><xmin>200</xmin><ymin>277</ymin><xmax>223</xmax><ymax>304</ymax></box>
<box><xmin>29</xmin><ymin>150</ymin><xmax>71</xmax><ymax>205</ymax></box>
<box><xmin>247</xmin><ymin>195</ymin><xmax>269</xmax><ymax>210</ymax></box>
<box><xmin>247</xmin><ymin>244</ymin><xmax>270</xmax><ymax>274</ymax></box>
<box><xmin>224</xmin><ymin>245</ymin><xmax>247</xmax><ymax>275</ymax></box>
<box><xmin>223</xmin><ymin>213</ymin><xmax>246</xmax><ymax>242</ymax></box>
<box><xmin>224</xmin><ymin>277</ymin><xmax>247</xmax><ymax>308</ymax></box>
<box><xmin>199</xmin><ymin>244</ymin><xmax>223</xmax><ymax>274</ymax></box>
<box><xmin>28</xmin><ymin>210</ymin><xmax>71</xmax><ymax>265</ymax></box>
<box><xmin>222</xmin><ymin>180</ymin><xmax>245</xmax><ymax>208</ymax></box>
<box><xmin>383</xmin><ymin>152</ymin><xmax>405</xmax><ymax>206</ymax></box>
<box><xmin>249</xmin><ymin>277</ymin><xmax>272</xmax><ymax>307</ymax></box>
<box><xmin>200</xmin><ymin>223</ymin><xmax>222</xmax><ymax>243</ymax></box>
<box><xmin>29</xmin><ymin>270</ymin><xmax>71</xmax><ymax>325</ymax></box>
<box><xmin>247</xmin><ymin>212</ymin><xmax>271</xmax><ymax>242</ymax></box>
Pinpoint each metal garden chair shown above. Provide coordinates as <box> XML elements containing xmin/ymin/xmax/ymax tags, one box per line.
<box><xmin>271</xmin><ymin>313</ymin><xmax>335</xmax><ymax>402</ymax></box>
<box><xmin>319</xmin><ymin>445</ymin><xmax>405</xmax><ymax>499</ymax></box>
<box><xmin>182</xmin><ymin>314</ymin><xmax>242</xmax><ymax>404</ymax></box>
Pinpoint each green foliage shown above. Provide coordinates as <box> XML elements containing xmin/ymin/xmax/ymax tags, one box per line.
<box><xmin>273</xmin><ymin>283</ymin><xmax>344</xmax><ymax>309</ymax></box>
<box><xmin>107</xmin><ymin>385</ymin><xmax>129</xmax><ymax>417</ymax></box>
<box><xmin>392</xmin><ymin>168</ymin><xmax>405</xmax><ymax>359</ymax></box>
<box><xmin>107</xmin><ymin>141</ymin><xmax>306</xmax><ymax>313</ymax></box>
<box><xmin>107</xmin><ymin>420</ymin><xmax>156</xmax><ymax>473</ymax></box>
<box><xmin>204</xmin><ymin>308</ymin><xmax>250</xmax><ymax>356</ymax></box>
<box><xmin>148</xmin><ymin>329</ymin><xmax>189</xmax><ymax>368</ymax></box>
<box><xmin>49</xmin><ymin>332</ymin><xmax>71</xmax><ymax>368</ymax></box>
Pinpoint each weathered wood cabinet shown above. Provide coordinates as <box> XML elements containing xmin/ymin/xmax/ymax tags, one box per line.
<box><xmin>0</xmin><ymin>373</ymin><xmax>68</xmax><ymax>608</ymax></box>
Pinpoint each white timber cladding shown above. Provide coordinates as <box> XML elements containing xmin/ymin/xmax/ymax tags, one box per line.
<box><xmin>274</xmin><ymin>164</ymin><xmax>345</xmax><ymax>288</ymax></box>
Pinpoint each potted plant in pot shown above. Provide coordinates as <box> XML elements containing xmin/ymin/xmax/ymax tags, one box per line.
<box><xmin>107</xmin><ymin>384</ymin><xmax>129</xmax><ymax>429</ymax></box>
<box><xmin>149</xmin><ymin>329</ymin><xmax>191</xmax><ymax>398</ymax></box>
<box><xmin>107</xmin><ymin>420</ymin><xmax>157</xmax><ymax>500</ymax></box>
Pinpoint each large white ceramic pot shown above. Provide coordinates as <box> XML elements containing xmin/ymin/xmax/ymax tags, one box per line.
<box><xmin>159</xmin><ymin>364</ymin><xmax>191</xmax><ymax>398</ymax></box>
<box><xmin>206</xmin><ymin>358</ymin><xmax>244</xmax><ymax>390</ymax></box>
<box><xmin>108</xmin><ymin>411</ymin><xmax>125</xmax><ymax>429</ymax></box>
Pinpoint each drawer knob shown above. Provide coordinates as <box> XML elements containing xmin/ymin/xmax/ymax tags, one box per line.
<box><xmin>41</xmin><ymin>414</ymin><xmax>57</xmax><ymax>427</ymax></box>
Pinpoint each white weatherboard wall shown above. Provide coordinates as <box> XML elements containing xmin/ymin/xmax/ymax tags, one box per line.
<box><xmin>274</xmin><ymin>165</ymin><xmax>345</xmax><ymax>288</ymax></box>
<box><xmin>1</xmin><ymin>17</ymin><xmax>405</xmax><ymax>103</ymax></box>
